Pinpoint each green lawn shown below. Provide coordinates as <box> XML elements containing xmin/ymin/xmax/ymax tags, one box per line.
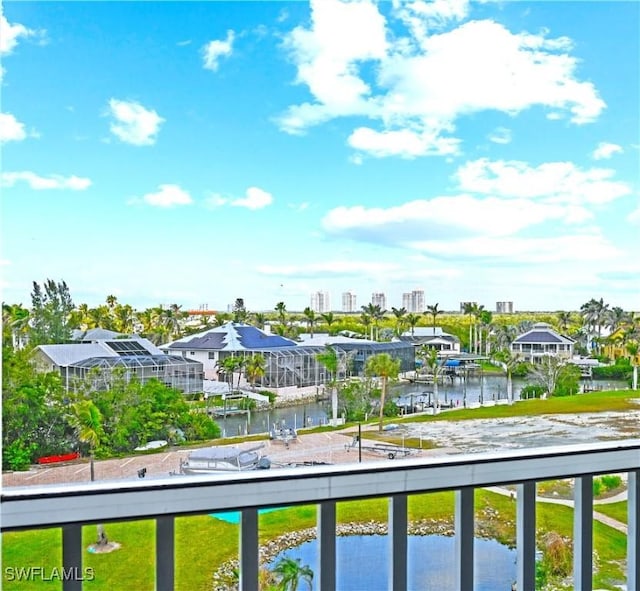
<box><xmin>595</xmin><ymin>500</ymin><xmax>628</xmax><ymax>525</ymax></box>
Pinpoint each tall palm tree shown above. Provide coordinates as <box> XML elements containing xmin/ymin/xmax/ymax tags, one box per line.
<box><xmin>479</xmin><ymin>309</ymin><xmax>493</xmax><ymax>355</ymax></box>
<box><xmin>626</xmin><ymin>342</ymin><xmax>639</xmax><ymax>390</ymax></box>
<box><xmin>105</xmin><ymin>294</ymin><xmax>118</xmax><ymax>310</ymax></box>
<box><xmin>556</xmin><ymin>311</ymin><xmax>572</xmax><ymax>334</ymax></box>
<box><xmin>391</xmin><ymin>306</ymin><xmax>407</xmax><ymax>337</ymax></box>
<box><xmin>219</xmin><ymin>355</ymin><xmax>244</xmax><ymax>392</ymax></box>
<box><xmin>274</xmin><ymin>302</ymin><xmax>287</xmax><ymax>326</ymax></box>
<box><xmin>2</xmin><ymin>303</ymin><xmax>30</xmax><ymax>350</ymax></box>
<box><xmin>462</xmin><ymin>302</ymin><xmax>476</xmax><ymax>353</ymax></box>
<box><xmin>365</xmin><ymin>353</ymin><xmax>401</xmax><ymax>432</ymax></box>
<box><xmin>303</xmin><ymin>307</ymin><xmax>318</xmax><ymax>337</ymax></box>
<box><xmin>424</xmin><ymin>303</ymin><xmax>443</xmax><ymax>333</ymax></box>
<box><xmin>360</xmin><ymin>312</ymin><xmax>372</xmax><ymax>339</ymax></box>
<box><xmin>417</xmin><ymin>346</ymin><xmax>441</xmax><ymax>410</ymax></box>
<box><xmin>406</xmin><ymin>313</ymin><xmax>420</xmax><ymax>337</ymax></box>
<box><xmin>493</xmin><ymin>349</ymin><xmax>520</xmax><ymax>404</ymax></box>
<box><xmin>473</xmin><ymin>304</ymin><xmax>485</xmax><ymax>354</ymax></box>
<box><xmin>362</xmin><ymin>304</ymin><xmax>385</xmax><ymax>340</ymax></box>
<box><xmin>316</xmin><ymin>345</ymin><xmax>340</xmax><ymax>423</ymax></box>
<box><xmin>272</xmin><ymin>556</ymin><xmax>313</xmax><ymax>591</ymax></box>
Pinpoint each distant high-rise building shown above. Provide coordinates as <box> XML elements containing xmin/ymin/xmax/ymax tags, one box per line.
<box><xmin>402</xmin><ymin>290</ymin><xmax>425</xmax><ymax>313</ymax></box>
<box><xmin>311</xmin><ymin>291</ymin><xmax>331</xmax><ymax>313</ymax></box>
<box><xmin>371</xmin><ymin>292</ymin><xmax>387</xmax><ymax>310</ymax></box>
<box><xmin>460</xmin><ymin>301</ymin><xmax>478</xmax><ymax>313</ymax></box>
<box><xmin>342</xmin><ymin>291</ymin><xmax>357</xmax><ymax>313</ymax></box>
<box><xmin>496</xmin><ymin>301</ymin><xmax>514</xmax><ymax>314</ymax></box>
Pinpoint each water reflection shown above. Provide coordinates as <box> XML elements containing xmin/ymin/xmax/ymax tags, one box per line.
<box><xmin>217</xmin><ymin>376</ymin><xmax>628</xmax><ymax>437</ymax></box>
<box><xmin>268</xmin><ymin>534</ymin><xmax>516</xmax><ymax>591</ymax></box>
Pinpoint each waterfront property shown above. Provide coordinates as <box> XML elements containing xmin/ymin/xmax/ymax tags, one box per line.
<box><xmin>510</xmin><ymin>322</ymin><xmax>575</xmax><ymax>363</ymax></box>
<box><xmin>399</xmin><ymin>327</ymin><xmax>461</xmax><ymax>355</ymax></box>
<box><xmin>32</xmin><ymin>336</ymin><xmax>204</xmax><ymax>394</ymax></box>
<box><xmin>2</xmin><ymin>440</ymin><xmax>639</xmax><ymax>590</ymax></box>
<box><xmin>162</xmin><ymin>323</ymin><xmax>415</xmax><ymax>390</ymax></box>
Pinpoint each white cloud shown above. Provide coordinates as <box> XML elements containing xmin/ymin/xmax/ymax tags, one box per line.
<box><xmin>0</xmin><ymin>112</ymin><xmax>27</xmax><ymax>143</ymax></box>
<box><xmin>348</xmin><ymin>126</ymin><xmax>460</xmax><ymax>158</ymax></box>
<box><xmin>279</xmin><ymin>2</ymin><xmax>606</xmax><ymax>157</ymax></box>
<box><xmin>408</xmin><ymin>231</ymin><xmax>620</xmax><ymax>263</ymax></box>
<box><xmin>1</xmin><ymin>171</ymin><xmax>91</xmax><ymax>190</ymax></box>
<box><xmin>204</xmin><ymin>187</ymin><xmax>273</xmax><ymax>210</ymax></box>
<box><xmin>230</xmin><ymin>187</ymin><xmax>273</xmax><ymax>210</ymax></box>
<box><xmin>202</xmin><ymin>30</ymin><xmax>234</xmax><ymax>71</ymax></box>
<box><xmin>322</xmin><ymin>194</ymin><xmax>590</xmax><ymax>243</ymax></box>
<box><xmin>487</xmin><ymin>127</ymin><xmax>512</xmax><ymax>144</ymax></box>
<box><xmin>140</xmin><ymin>184</ymin><xmax>193</xmax><ymax>208</ymax></box>
<box><xmin>0</xmin><ymin>10</ymin><xmax>42</xmax><ymax>55</ymax></box>
<box><xmin>592</xmin><ymin>142</ymin><xmax>623</xmax><ymax>160</ymax></box>
<box><xmin>107</xmin><ymin>99</ymin><xmax>165</xmax><ymax>146</ymax></box>
<box><xmin>455</xmin><ymin>158</ymin><xmax>632</xmax><ymax>205</ymax></box>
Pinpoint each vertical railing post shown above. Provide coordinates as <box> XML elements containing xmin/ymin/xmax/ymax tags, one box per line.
<box><xmin>389</xmin><ymin>494</ymin><xmax>408</xmax><ymax>591</ymax></box>
<box><xmin>240</xmin><ymin>508</ymin><xmax>259</xmax><ymax>591</ymax></box>
<box><xmin>62</xmin><ymin>524</ymin><xmax>83</xmax><ymax>591</ymax></box>
<box><xmin>318</xmin><ymin>501</ymin><xmax>336</xmax><ymax>591</ymax></box>
<box><xmin>156</xmin><ymin>516</ymin><xmax>175</xmax><ymax>591</ymax></box>
<box><xmin>573</xmin><ymin>475</ymin><xmax>593</xmax><ymax>591</ymax></box>
<box><xmin>629</xmin><ymin>470</ymin><xmax>640</xmax><ymax>591</ymax></box>
<box><xmin>455</xmin><ymin>488</ymin><xmax>474</xmax><ymax>590</ymax></box>
<box><xmin>516</xmin><ymin>482</ymin><xmax>536</xmax><ymax>590</ymax></box>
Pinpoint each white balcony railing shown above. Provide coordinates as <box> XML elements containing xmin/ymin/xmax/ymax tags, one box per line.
<box><xmin>2</xmin><ymin>440</ymin><xmax>640</xmax><ymax>591</ymax></box>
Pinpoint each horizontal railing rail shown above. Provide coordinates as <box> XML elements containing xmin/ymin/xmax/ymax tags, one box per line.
<box><xmin>2</xmin><ymin>440</ymin><xmax>640</xmax><ymax>591</ymax></box>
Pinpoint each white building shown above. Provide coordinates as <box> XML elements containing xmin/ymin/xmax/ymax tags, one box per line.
<box><xmin>342</xmin><ymin>291</ymin><xmax>357</xmax><ymax>312</ymax></box>
<box><xmin>371</xmin><ymin>292</ymin><xmax>387</xmax><ymax>310</ymax></box>
<box><xmin>496</xmin><ymin>301</ymin><xmax>514</xmax><ymax>314</ymax></box>
<box><xmin>510</xmin><ymin>323</ymin><xmax>575</xmax><ymax>363</ymax></box>
<box><xmin>402</xmin><ymin>290</ymin><xmax>425</xmax><ymax>313</ymax></box>
<box><xmin>311</xmin><ymin>291</ymin><xmax>331</xmax><ymax>313</ymax></box>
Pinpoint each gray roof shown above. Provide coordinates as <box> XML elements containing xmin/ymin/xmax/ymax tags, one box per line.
<box><xmin>513</xmin><ymin>325</ymin><xmax>575</xmax><ymax>345</ymax></box>
<box><xmin>166</xmin><ymin>322</ymin><xmax>297</xmax><ymax>352</ymax></box>
<box><xmin>36</xmin><ymin>337</ymin><xmax>164</xmax><ymax>367</ymax></box>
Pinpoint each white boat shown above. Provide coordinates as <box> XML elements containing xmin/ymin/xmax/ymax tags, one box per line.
<box><xmin>134</xmin><ymin>440</ymin><xmax>168</xmax><ymax>452</ymax></box>
<box><xmin>270</xmin><ymin>425</ymin><xmax>298</xmax><ymax>447</ymax></box>
<box><xmin>179</xmin><ymin>444</ymin><xmax>270</xmax><ymax>474</ymax></box>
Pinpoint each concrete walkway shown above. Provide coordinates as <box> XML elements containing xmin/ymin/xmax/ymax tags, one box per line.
<box><xmin>487</xmin><ymin>486</ymin><xmax>628</xmax><ymax>534</ymax></box>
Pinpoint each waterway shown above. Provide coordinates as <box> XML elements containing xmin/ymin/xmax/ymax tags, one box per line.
<box><xmin>267</xmin><ymin>534</ymin><xmax>516</xmax><ymax>591</ymax></box>
<box><xmin>217</xmin><ymin>376</ymin><xmax>628</xmax><ymax>438</ymax></box>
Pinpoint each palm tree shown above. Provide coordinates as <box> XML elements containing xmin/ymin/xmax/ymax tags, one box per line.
<box><xmin>417</xmin><ymin>346</ymin><xmax>441</xmax><ymax>410</ymax></box>
<box><xmin>391</xmin><ymin>306</ymin><xmax>407</xmax><ymax>337</ymax></box>
<box><xmin>219</xmin><ymin>355</ymin><xmax>244</xmax><ymax>392</ymax></box>
<box><xmin>274</xmin><ymin>302</ymin><xmax>287</xmax><ymax>325</ymax></box>
<box><xmin>556</xmin><ymin>311</ymin><xmax>572</xmax><ymax>334</ymax></box>
<box><xmin>252</xmin><ymin>312</ymin><xmax>266</xmax><ymax>330</ymax></box>
<box><xmin>479</xmin><ymin>309</ymin><xmax>493</xmax><ymax>355</ymax></box>
<box><xmin>626</xmin><ymin>342</ymin><xmax>639</xmax><ymax>390</ymax></box>
<box><xmin>362</xmin><ymin>304</ymin><xmax>385</xmax><ymax>340</ymax></box>
<box><xmin>272</xmin><ymin>556</ymin><xmax>313</xmax><ymax>591</ymax></box>
<box><xmin>406</xmin><ymin>313</ymin><xmax>420</xmax><ymax>337</ymax></box>
<box><xmin>365</xmin><ymin>353</ymin><xmax>401</xmax><ymax>432</ymax></box>
<box><xmin>105</xmin><ymin>294</ymin><xmax>118</xmax><ymax>310</ymax></box>
<box><xmin>303</xmin><ymin>307</ymin><xmax>318</xmax><ymax>337</ymax></box>
<box><xmin>462</xmin><ymin>302</ymin><xmax>476</xmax><ymax>353</ymax></box>
<box><xmin>320</xmin><ymin>312</ymin><xmax>335</xmax><ymax>328</ymax></box>
<box><xmin>424</xmin><ymin>303</ymin><xmax>443</xmax><ymax>333</ymax></box>
<box><xmin>245</xmin><ymin>354</ymin><xmax>266</xmax><ymax>391</ymax></box>
<box><xmin>2</xmin><ymin>303</ymin><xmax>30</xmax><ymax>350</ymax></box>
<box><xmin>68</xmin><ymin>400</ymin><xmax>104</xmax><ymax>482</ymax></box>
<box><xmin>360</xmin><ymin>312</ymin><xmax>372</xmax><ymax>339</ymax></box>
<box><xmin>493</xmin><ymin>349</ymin><xmax>521</xmax><ymax>404</ymax></box>
<box><xmin>473</xmin><ymin>304</ymin><xmax>485</xmax><ymax>354</ymax></box>
<box><xmin>316</xmin><ymin>345</ymin><xmax>340</xmax><ymax>424</ymax></box>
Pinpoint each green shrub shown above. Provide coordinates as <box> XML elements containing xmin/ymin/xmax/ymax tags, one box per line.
<box><xmin>592</xmin><ymin>358</ymin><xmax>632</xmax><ymax>380</ymax></box>
<box><xmin>3</xmin><ymin>439</ymin><xmax>37</xmax><ymax>471</ymax></box>
<box><xmin>521</xmin><ymin>384</ymin><xmax>546</xmax><ymax>399</ymax></box>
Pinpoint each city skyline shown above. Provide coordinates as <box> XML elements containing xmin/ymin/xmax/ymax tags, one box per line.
<box><xmin>2</xmin><ymin>1</ymin><xmax>639</xmax><ymax>312</ymax></box>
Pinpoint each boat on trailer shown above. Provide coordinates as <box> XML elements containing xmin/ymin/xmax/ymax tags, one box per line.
<box><xmin>179</xmin><ymin>444</ymin><xmax>270</xmax><ymax>474</ymax></box>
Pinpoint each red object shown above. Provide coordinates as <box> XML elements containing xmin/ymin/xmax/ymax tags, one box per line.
<box><xmin>37</xmin><ymin>452</ymin><xmax>80</xmax><ymax>465</ymax></box>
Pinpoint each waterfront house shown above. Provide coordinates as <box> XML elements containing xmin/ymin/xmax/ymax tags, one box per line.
<box><xmin>510</xmin><ymin>322</ymin><xmax>575</xmax><ymax>363</ymax></box>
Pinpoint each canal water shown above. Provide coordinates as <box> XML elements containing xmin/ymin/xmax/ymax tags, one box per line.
<box><xmin>217</xmin><ymin>376</ymin><xmax>628</xmax><ymax>437</ymax></box>
<box><xmin>267</xmin><ymin>534</ymin><xmax>517</xmax><ymax>591</ymax></box>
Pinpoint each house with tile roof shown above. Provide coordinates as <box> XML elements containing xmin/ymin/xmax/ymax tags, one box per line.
<box><xmin>510</xmin><ymin>322</ymin><xmax>575</xmax><ymax>363</ymax></box>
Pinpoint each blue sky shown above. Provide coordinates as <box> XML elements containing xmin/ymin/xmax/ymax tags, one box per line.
<box><xmin>2</xmin><ymin>0</ymin><xmax>639</xmax><ymax>313</ymax></box>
